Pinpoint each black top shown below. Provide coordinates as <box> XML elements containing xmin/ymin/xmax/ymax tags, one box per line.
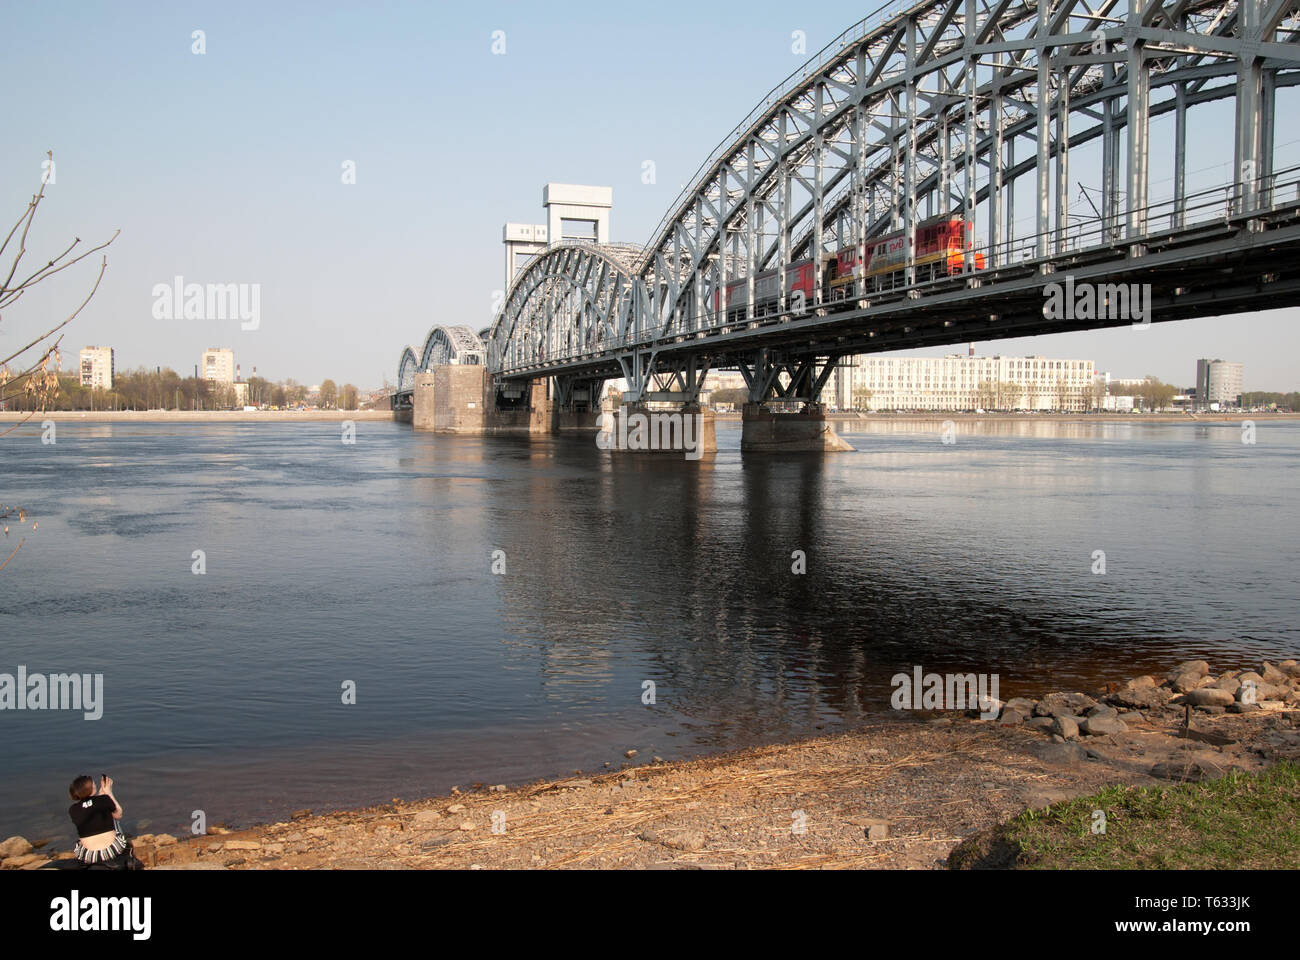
<box><xmin>69</xmin><ymin>795</ymin><xmax>117</xmax><ymax>838</ymax></box>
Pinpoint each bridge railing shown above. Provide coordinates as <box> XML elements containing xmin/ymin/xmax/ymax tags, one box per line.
<box><xmin>976</xmin><ymin>161</ymin><xmax>1300</xmax><ymax>271</ymax></box>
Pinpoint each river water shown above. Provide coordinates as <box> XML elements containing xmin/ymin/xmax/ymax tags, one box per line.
<box><xmin>2</xmin><ymin>417</ymin><xmax>1297</xmax><ymax>842</ymax></box>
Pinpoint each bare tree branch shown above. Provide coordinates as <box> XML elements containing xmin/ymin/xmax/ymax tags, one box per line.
<box><xmin>0</xmin><ymin>229</ymin><xmax>118</xmax><ymax>308</ymax></box>
<box><xmin>1</xmin><ymin>252</ymin><xmax>106</xmax><ymax>364</ymax></box>
<box><xmin>0</xmin><ymin>166</ymin><xmax>49</xmax><ymax>294</ymax></box>
<box><xmin>1</xmin><ymin>152</ymin><xmax>117</xmax><ymax>569</ymax></box>
<box><xmin>0</xmin><ymin>539</ymin><xmax>25</xmax><ymax>573</ymax></box>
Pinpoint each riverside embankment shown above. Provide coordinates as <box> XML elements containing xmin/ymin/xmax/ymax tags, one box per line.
<box><xmin>6</xmin><ymin>659</ymin><xmax>1298</xmax><ymax>871</ymax></box>
<box><xmin>0</xmin><ymin>410</ymin><xmax>393</xmax><ymax>423</ymax></box>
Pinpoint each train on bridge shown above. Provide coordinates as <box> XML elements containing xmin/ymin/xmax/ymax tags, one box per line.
<box><xmin>717</xmin><ymin>215</ymin><xmax>986</xmax><ymax>324</ymax></box>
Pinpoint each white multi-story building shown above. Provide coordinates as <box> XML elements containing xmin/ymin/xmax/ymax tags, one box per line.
<box><xmin>78</xmin><ymin>346</ymin><xmax>114</xmax><ymax>389</ymax></box>
<box><xmin>201</xmin><ymin>348</ymin><xmax>235</xmax><ymax>384</ymax></box>
<box><xmin>1196</xmin><ymin>359</ymin><xmax>1243</xmax><ymax>407</ymax></box>
<box><xmin>846</xmin><ymin>354</ymin><xmax>1097</xmax><ymax>411</ymax></box>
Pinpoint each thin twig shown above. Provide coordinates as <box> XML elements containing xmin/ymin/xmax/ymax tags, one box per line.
<box><xmin>0</xmin><ymin>539</ymin><xmax>24</xmax><ymax>573</ymax></box>
<box><xmin>1</xmin><ymin>255</ymin><xmax>105</xmax><ymax>366</ymax></box>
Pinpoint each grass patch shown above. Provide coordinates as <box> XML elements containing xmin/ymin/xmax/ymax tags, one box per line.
<box><xmin>950</xmin><ymin>762</ymin><xmax>1300</xmax><ymax>869</ymax></box>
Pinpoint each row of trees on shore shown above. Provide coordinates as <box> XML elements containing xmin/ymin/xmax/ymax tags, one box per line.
<box><xmin>2</xmin><ymin>368</ymin><xmax>363</xmax><ymax>412</ymax></box>
<box><xmin>1240</xmin><ymin>391</ymin><xmax>1299</xmax><ymax>410</ymax></box>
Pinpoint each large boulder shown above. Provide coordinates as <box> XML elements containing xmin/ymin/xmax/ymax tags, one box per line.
<box><xmin>1004</xmin><ymin>697</ymin><xmax>1037</xmax><ymax>717</ymax></box>
<box><xmin>1236</xmin><ymin>680</ymin><xmax>1290</xmax><ymax>703</ymax></box>
<box><xmin>1184</xmin><ymin>687</ymin><xmax>1235</xmax><ymax>708</ymax></box>
<box><xmin>998</xmin><ymin>709</ymin><xmax>1025</xmax><ymax>727</ymax></box>
<box><xmin>1034</xmin><ymin>742</ymin><xmax>1089</xmax><ymax>765</ymax></box>
<box><xmin>1106</xmin><ymin>679</ymin><xmax>1169</xmax><ymax>710</ymax></box>
<box><xmin>1167</xmin><ymin>660</ymin><xmax>1210</xmax><ymax>683</ymax></box>
<box><xmin>1261</xmin><ymin>682</ymin><xmax>1290</xmax><ymax>701</ymax></box>
<box><xmin>0</xmin><ymin>837</ymin><xmax>32</xmax><ymax>859</ymax></box>
<box><xmin>129</xmin><ymin>834</ymin><xmax>176</xmax><ymax>868</ymax></box>
<box><xmin>1033</xmin><ymin>692</ymin><xmax>1098</xmax><ymax>718</ymax></box>
<box><xmin>1050</xmin><ymin>715</ymin><xmax>1080</xmax><ymax>740</ymax></box>
<box><xmin>1081</xmin><ymin>715</ymin><xmax>1129</xmax><ymax>736</ymax></box>
<box><xmin>1</xmin><ymin>853</ymin><xmax>45</xmax><ymax>869</ymax></box>
<box><xmin>1261</xmin><ymin>662</ymin><xmax>1290</xmax><ymax>685</ymax></box>
<box><xmin>1171</xmin><ymin>672</ymin><xmax>1217</xmax><ymax>694</ymax></box>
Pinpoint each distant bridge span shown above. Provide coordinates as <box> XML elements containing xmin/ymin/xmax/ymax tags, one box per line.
<box><xmin>404</xmin><ymin>0</ymin><xmax>1300</xmax><ymax>410</ymax></box>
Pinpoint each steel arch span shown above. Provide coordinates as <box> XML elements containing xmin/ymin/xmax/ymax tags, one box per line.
<box><xmin>486</xmin><ymin>0</ymin><xmax>1300</xmax><ymax>403</ymax></box>
<box><xmin>395</xmin><ymin>324</ymin><xmax>486</xmax><ymax>389</ymax></box>
<box><xmin>419</xmin><ymin>324</ymin><xmax>485</xmax><ymax>369</ymax></box>
<box><xmin>397</xmin><ymin>346</ymin><xmax>419</xmax><ymax>392</ymax></box>
<box><xmin>485</xmin><ymin>241</ymin><xmax>647</xmax><ymax>375</ymax></box>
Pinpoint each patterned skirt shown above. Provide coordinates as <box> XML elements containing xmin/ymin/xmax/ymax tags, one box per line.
<box><xmin>74</xmin><ymin>823</ymin><xmax>127</xmax><ymax>865</ymax></box>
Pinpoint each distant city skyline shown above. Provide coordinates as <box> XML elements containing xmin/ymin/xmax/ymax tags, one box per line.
<box><xmin>4</xmin><ymin>2</ymin><xmax>1297</xmax><ymax>390</ymax></box>
<box><xmin>57</xmin><ymin>340</ymin><xmax>1254</xmax><ymax>395</ymax></box>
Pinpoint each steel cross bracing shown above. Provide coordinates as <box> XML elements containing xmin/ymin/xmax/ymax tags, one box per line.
<box><xmin>467</xmin><ymin>0</ymin><xmax>1300</xmax><ymax>406</ymax></box>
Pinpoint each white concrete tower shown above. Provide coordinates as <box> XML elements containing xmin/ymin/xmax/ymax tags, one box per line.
<box><xmin>503</xmin><ymin>222</ymin><xmax>548</xmax><ymax>291</ymax></box>
<box><xmin>543</xmin><ymin>183</ymin><xmax>612</xmax><ymax>245</ymax></box>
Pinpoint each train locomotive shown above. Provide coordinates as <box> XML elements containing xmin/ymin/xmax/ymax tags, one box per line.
<box><xmin>716</xmin><ymin>215</ymin><xmax>986</xmax><ymax>324</ymax></box>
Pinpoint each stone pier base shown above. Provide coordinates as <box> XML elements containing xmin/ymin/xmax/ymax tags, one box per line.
<box><xmin>414</xmin><ymin>367</ymin><xmax>553</xmax><ymax>434</ymax></box>
<box><xmin>551</xmin><ymin>407</ymin><xmax>602</xmax><ymax>433</ymax></box>
<box><xmin>602</xmin><ymin>403</ymin><xmax>716</xmax><ymax>458</ymax></box>
<box><xmin>740</xmin><ymin>403</ymin><xmax>853</xmax><ymax>452</ymax></box>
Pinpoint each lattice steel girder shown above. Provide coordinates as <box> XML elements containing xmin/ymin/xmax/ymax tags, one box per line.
<box><xmin>484</xmin><ymin>0</ymin><xmax>1300</xmax><ymax>382</ymax></box>
<box><xmin>634</xmin><ymin>0</ymin><xmax>1300</xmax><ymax>334</ymax></box>
<box><xmin>418</xmin><ymin>324</ymin><xmax>485</xmax><ymax>371</ymax></box>
<box><xmin>485</xmin><ymin>241</ymin><xmax>647</xmax><ymax>375</ymax></box>
<box><xmin>731</xmin><ymin>350</ymin><xmax>845</xmax><ymax>404</ymax></box>
<box><xmin>553</xmin><ymin>373</ymin><xmax>607</xmax><ymax>410</ymax></box>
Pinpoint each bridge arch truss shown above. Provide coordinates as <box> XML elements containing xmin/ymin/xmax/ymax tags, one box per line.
<box><xmin>486</xmin><ymin>0</ymin><xmax>1300</xmax><ymax>403</ymax></box>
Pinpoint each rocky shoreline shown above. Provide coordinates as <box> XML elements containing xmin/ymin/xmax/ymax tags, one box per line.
<box><xmin>5</xmin><ymin>658</ymin><xmax>1299</xmax><ymax>871</ymax></box>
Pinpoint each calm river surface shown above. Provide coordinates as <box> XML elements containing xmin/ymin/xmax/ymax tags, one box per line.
<box><xmin>2</xmin><ymin>417</ymin><xmax>1297</xmax><ymax>841</ymax></box>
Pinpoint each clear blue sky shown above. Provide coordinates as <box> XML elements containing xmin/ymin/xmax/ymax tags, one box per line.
<box><xmin>2</xmin><ymin>1</ymin><xmax>1296</xmax><ymax>391</ymax></box>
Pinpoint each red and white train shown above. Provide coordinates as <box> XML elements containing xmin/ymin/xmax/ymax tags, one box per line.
<box><xmin>715</xmin><ymin>216</ymin><xmax>986</xmax><ymax>324</ymax></box>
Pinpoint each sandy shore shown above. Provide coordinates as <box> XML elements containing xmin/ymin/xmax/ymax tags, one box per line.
<box><xmin>5</xmin><ymin>660</ymin><xmax>1288</xmax><ymax>872</ymax></box>
<box><xmin>0</xmin><ymin>410</ymin><xmax>394</xmax><ymax>423</ymax></box>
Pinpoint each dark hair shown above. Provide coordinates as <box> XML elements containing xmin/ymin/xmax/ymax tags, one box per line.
<box><xmin>69</xmin><ymin>776</ymin><xmax>95</xmax><ymax>801</ymax></box>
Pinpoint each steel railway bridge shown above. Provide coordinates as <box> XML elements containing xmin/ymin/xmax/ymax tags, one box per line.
<box><xmin>397</xmin><ymin>0</ymin><xmax>1300</xmax><ymax>428</ymax></box>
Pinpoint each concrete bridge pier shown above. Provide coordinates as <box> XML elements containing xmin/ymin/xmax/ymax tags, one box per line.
<box><xmin>488</xmin><ymin>374</ymin><xmax>552</xmax><ymax>434</ymax></box>
<box><xmin>413</xmin><ymin>367</ymin><xmax>554</xmax><ymax>434</ymax></box>
<box><xmin>550</xmin><ymin>375</ymin><xmax>605</xmax><ymax>433</ymax></box>
<box><xmin>735</xmin><ymin>351</ymin><xmax>853</xmax><ymax>453</ymax></box>
<box><xmin>740</xmin><ymin>402</ymin><xmax>852</xmax><ymax>452</ymax></box>
<box><xmin>601</xmin><ymin>402</ymin><xmax>716</xmax><ymax>459</ymax></box>
<box><xmin>552</xmin><ymin>406</ymin><xmax>602</xmax><ymax>432</ymax></box>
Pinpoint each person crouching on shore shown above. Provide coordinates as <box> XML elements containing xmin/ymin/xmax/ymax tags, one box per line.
<box><xmin>68</xmin><ymin>774</ymin><xmax>127</xmax><ymax>866</ymax></box>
